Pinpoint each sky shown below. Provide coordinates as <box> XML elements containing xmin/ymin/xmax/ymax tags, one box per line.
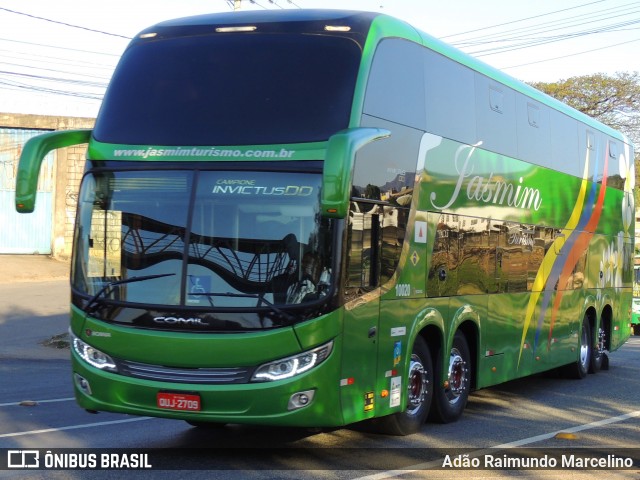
<box><xmin>1</xmin><ymin>0</ymin><xmax>639</xmax><ymax>117</ymax></box>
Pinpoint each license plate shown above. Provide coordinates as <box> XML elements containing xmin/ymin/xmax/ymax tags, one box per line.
<box><xmin>157</xmin><ymin>392</ymin><xmax>201</xmax><ymax>411</ymax></box>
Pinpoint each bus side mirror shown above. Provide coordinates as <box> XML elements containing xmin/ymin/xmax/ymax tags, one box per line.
<box><xmin>320</xmin><ymin>127</ymin><xmax>390</xmax><ymax>218</ymax></box>
<box><xmin>15</xmin><ymin>129</ymin><xmax>92</xmax><ymax>213</ymax></box>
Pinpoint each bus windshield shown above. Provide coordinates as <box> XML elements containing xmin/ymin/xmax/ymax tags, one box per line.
<box><xmin>71</xmin><ymin>167</ymin><xmax>335</xmax><ymax>329</ymax></box>
<box><xmin>93</xmin><ymin>32</ymin><xmax>362</xmax><ymax>146</ymax></box>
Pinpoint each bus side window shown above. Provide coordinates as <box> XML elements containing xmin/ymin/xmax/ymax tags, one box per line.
<box><xmin>427</xmin><ymin>214</ymin><xmax>460</xmax><ymax>297</ymax></box>
<box><xmin>491</xmin><ymin>222</ymin><xmax>550</xmax><ymax>293</ymax></box>
<box><xmin>379</xmin><ymin>204</ymin><xmax>404</xmax><ymax>286</ymax></box>
<box><xmin>459</xmin><ymin>216</ymin><xmax>494</xmax><ymax>294</ymax></box>
<box><xmin>346</xmin><ymin>201</ymin><xmax>381</xmax><ymax>294</ymax></box>
<box><xmin>491</xmin><ymin>220</ymin><xmax>508</xmax><ymax>293</ymax></box>
<box><xmin>495</xmin><ymin>222</ymin><xmax>540</xmax><ymax>293</ymax></box>
<box><xmin>527</xmin><ymin>226</ymin><xmax>546</xmax><ymax>291</ymax></box>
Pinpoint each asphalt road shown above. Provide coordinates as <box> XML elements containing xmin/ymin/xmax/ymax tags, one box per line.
<box><xmin>1</xmin><ymin>280</ymin><xmax>640</xmax><ymax>479</ymax></box>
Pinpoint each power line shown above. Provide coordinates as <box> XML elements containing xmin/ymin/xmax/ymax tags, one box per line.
<box><xmin>453</xmin><ymin>2</ymin><xmax>640</xmax><ymax>48</ymax></box>
<box><xmin>0</xmin><ymin>49</ymin><xmax>116</xmax><ymax>72</ymax></box>
<box><xmin>249</xmin><ymin>1</ymin><xmax>269</xmax><ymax>10</ymax></box>
<box><xmin>226</xmin><ymin>0</ymin><xmax>300</xmax><ymax>10</ymax></box>
<box><xmin>458</xmin><ymin>4</ymin><xmax>640</xmax><ymax>53</ymax></box>
<box><xmin>0</xmin><ymin>37</ymin><xmax>121</xmax><ymax>57</ymax></box>
<box><xmin>500</xmin><ymin>36</ymin><xmax>640</xmax><ymax>70</ymax></box>
<box><xmin>0</xmin><ymin>70</ymin><xmax>108</xmax><ymax>89</ymax></box>
<box><xmin>435</xmin><ymin>1</ymin><xmax>640</xmax><ymax>71</ymax></box>
<box><xmin>0</xmin><ymin>7</ymin><xmax>131</xmax><ymax>39</ymax></box>
<box><xmin>441</xmin><ymin>0</ymin><xmax>607</xmax><ymax>39</ymax></box>
<box><xmin>469</xmin><ymin>16</ymin><xmax>640</xmax><ymax>57</ymax></box>
<box><xmin>0</xmin><ymin>61</ymin><xmax>112</xmax><ymax>82</ymax></box>
<box><xmin>0</xmin><ymin>1</ymin><xmax>636</xmax><ymax>112</ymax></box>
<box><xmin>0</xmin><ymin>79</ymin><xmax>103</xmax><ymax>100</ymax></box>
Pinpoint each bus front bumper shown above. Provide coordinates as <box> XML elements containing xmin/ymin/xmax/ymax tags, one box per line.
<box><xmin>70</xmin><ymin>349</ymin><xmax>344</xmax><ymax>428</ymax></box>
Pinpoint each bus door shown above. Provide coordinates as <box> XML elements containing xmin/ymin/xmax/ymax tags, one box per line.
<box><xmin>340</xmin><ymin>201</ymin><xmax>382</xmax><ymax>423</ymax></box>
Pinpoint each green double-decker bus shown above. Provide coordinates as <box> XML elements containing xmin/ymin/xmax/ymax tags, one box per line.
<box><xmin>16</xmin><ymin>10</ymin><xmax>634</xmax><ymax>435</ymax></box>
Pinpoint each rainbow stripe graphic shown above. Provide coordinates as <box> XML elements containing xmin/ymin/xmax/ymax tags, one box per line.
<box><xmin>518</xmin><ymin>142</ymin><xmax>610</xmax><ymax>367</ymax></box>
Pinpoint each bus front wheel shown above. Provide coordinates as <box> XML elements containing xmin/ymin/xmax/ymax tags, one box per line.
<box><xmin>371</xmin><ymin>336</ymin><xmax>433</xmax><ymax>435</ymax></box>
<box><xmin>430</xmin><ymin>331</ymin><xmax>471</xmax><ymax>424</ymax></box>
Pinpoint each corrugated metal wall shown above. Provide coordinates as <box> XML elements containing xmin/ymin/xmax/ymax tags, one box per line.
<box><xmin>0</xmin><ymin>128</ymin><xmax>54</xmax><ymax>254</ymax></box>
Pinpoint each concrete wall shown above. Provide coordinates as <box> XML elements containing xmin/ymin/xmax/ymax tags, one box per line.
<box><xmin>1</xmin><ymin>113</ymin><xmax>95</xmax><ymax>259</ymax></box>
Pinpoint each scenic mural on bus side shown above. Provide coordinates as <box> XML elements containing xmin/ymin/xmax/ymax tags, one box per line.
<box><xmin>417</xmin><ymin>134</ymin><xmax>634</xmax><ymax>370</ymax></box>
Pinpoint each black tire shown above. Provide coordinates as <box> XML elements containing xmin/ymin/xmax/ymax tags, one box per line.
<box><xmin>565</xmin><ymin>315</ymin><xmax>591</xmax><ymax>379</ymax></box>
<box><xmin>430</xmin><ymin>331</ymin><xmax>471</xmax><ymax>424</ymax></box>
<box><xmin>371</xmin><ymin>336</ymin><xmax>433</xmax><ymax>435</ymax></box>
<box><xmin>589</xmin><ymin>325</ymin><xmax>604</xmax><ymax>374</ymax></box>
<box><xmin>186</xmin><ymin>421</ymin><xmax>227</xmax><ymax>429</ymax></box>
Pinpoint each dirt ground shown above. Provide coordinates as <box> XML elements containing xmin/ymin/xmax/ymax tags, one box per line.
<box><xmin>0</xmin><ymin>254</ymin><xmax>70</xmax><ymax>284</ymax></box>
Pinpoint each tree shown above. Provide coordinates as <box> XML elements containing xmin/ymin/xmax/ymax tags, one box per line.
<box><xmin>529</xmin><ymin>72</ymin><xmax>639</xmax><ymax>203</ymax></box>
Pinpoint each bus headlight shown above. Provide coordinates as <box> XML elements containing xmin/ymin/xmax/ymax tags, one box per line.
<box><xmin>71</xmin><ymin>331</ymin><xmax>118</xmax><ymax>373</ymax></box>
<box><xmin>251</xmin><ymin>341</ymin><xmax>333</xmax><ymax>382</ymax></box>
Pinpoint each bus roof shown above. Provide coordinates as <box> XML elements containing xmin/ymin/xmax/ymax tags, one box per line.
<box><xmin>133</xmin><ymin>9</ymin><xmax>629</xmax><ymax>146</ymax></box>
<box><xmin>151</xmin><ymin>9</ymin><xmax>376</xmax><ymax>28</ymax></box>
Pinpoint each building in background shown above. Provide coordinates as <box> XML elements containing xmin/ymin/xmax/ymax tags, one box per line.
<box><xmin>0</xmin><ymin>113</ymin><xmax>94</xmax><ymax>258</ymax></box>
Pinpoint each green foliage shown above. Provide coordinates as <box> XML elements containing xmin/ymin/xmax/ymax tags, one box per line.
<box><xmin>530</xmin><ymin>72</ymin><xmax>640</xmax><ymax>134</ymax></box>
<box><xmin>364</xmin><ymin>183</ymin><xmax>381</xmax><ymax>201</ymax></box>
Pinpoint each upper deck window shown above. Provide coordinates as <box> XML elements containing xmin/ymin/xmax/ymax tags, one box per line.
<box><xmin>94</xmin><ymin>32</ymin><xmax>362</xmax><ymax>146</ymax></box>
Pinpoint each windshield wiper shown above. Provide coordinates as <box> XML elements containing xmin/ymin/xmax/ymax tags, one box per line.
<box><xmin>188</xmin><ymin>292</ymin><xmax>296</xmax><ymax>323</ymax></box>
<box><xmin>83</xmin><ymin>273</ymin><xmax>176</xmax><ymax>314</ymax></box>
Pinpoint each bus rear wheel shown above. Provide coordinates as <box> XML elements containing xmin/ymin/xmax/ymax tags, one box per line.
<box><xmin>589</xmin><ymin>325</ymin><xmax>605</xmax><ymax>373</ymax></box>
<box><xmin>371</xmin><ymin>336</ymin><xmax>433</xmax><ymax>435</ymax></box>
<box><xmin>430</xmin><ymin>331</ymin><xmax>471</xmax><ymax>424</ymax></box>
<box><xmin>565</xmin><ymin>315</ymin><xmax>591</xmax><ymax>379</ymax></box>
